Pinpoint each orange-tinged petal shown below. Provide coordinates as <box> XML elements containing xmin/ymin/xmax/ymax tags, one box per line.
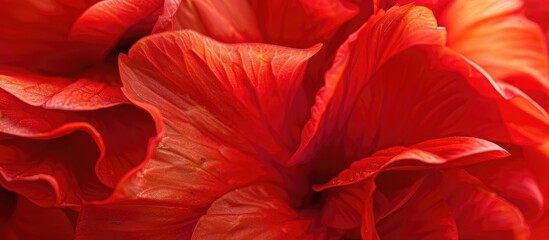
<box><xmin>441</xmin><ymin>0</ymin><xmax>549</xmax><ymax>109</ymax></box>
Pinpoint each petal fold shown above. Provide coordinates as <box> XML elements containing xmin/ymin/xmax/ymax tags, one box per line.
<box><xmin>291</xmin><ymin>5</ymin><xmax>446</xmax><ymax>165</ymax></box>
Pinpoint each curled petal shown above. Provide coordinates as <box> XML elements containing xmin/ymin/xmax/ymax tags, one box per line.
<box><xmin>0</xmin><ymin>89</ymin><xmax>157</xmax><ymax>207</ymax></box>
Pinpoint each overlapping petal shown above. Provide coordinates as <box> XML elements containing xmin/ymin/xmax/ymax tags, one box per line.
<box><xmin>0</xmin><ymin>69</ymin><xmax>127</xmax><ymax>110</ymax></box>
<box><xmin>192</xmin><ymin>183</ymin><xmax>324</xmax><ymax>239</ymax></box>
<box><xmin>440</xmin><ymin>0</ymin><xmax>549</xmax><ymax>109</ymax></box>
<box><xmin>0</xmin><ymin>0</ymin><xmax>161</xmax><ymax>210</ymax></box>
<box><xmin>0</xmin><ymin>88</ymin><xmax>157</xmax><ymax>207</ymax></box>
<box><xmin>0</xmin><ymin>0</ymin><xmax>162</xmax><ymax>111</ymax></box>
<box><xmin>1</xmin><ymin>0</ymin><xmax>547</xmax><ymax>239</ymax></box>
<box><xmin>70</xmin><ymin>0</ymin><xmax>163</xmax><ymax>56</ymax></box>
<box><xmin>1</xmin><ymin>193</ymin><xmax>76</xmax><ymax>240</ymax></box>
<box><xmin>291</xmin><ymin>12</ymin><xmax>549</xmax><ymax>177</ymax></box>
<box><xmin>75</xmin><ymin>30</ymin><xmax>321</xmax><ymax>238</ymax></box>
<box><xmin>291</xmin><ymin>5</ymin><xmax>447</xmax><ymax>165</ymax></box>
<box><xmin>316</xmin><ymin>137</ymin><xmax>529</xmax><ymax>239</ymax></box>
<box><xmin>153</xmin><ymin>0</ymin><xmax>358</xmax><ymax>47</ymax></box>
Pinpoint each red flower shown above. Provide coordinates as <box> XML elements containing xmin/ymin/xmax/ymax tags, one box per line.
<box><xmin>2</xmin><ymin>0</ymin><xmax>549</xmax><ymax>239</ymax></box>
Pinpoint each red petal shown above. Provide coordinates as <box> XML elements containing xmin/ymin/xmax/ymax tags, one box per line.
<box><xmin>104</xmin><ymin>29</ymin><xmax>318</xmax><ymax>204</ymax></box>
<box><xmin>0</xmin><ymin>90</ymin><xmax>157</xmax><ymax>207</ymax></box>
<box><xmin>375</xmin><ymin>169</ymin><xmax>530</xmax><ymax>239</ymax></box>
<box><xmin>77</xmin><ymin>200</ymin><xmax>201</xmax><ymax>239</ymax></box>
<box><xmin>70</xmin><ymin>0</ymin><xmax>162</xmax><ymax>56</ymax></box>
<box><xmin>314</xmin><ymin>137</ymin><xmax>508</xmax><ymax>191</ymax></box>
<box><xmin>76</xmin><ymin>185</ymin><xmax>334</xmax><ymax>239</ymax></box>
<box><xmin>248</xmin><ymin>0</ymin><xmax>359</xmax><ymax>47</ymax></box>
<box><xmin>0</xmin><ymin>70</ymin><xmax>128</xmax><ymax>110</ymax></box>
<box><xmin>316</xmin><ymin>137</ymin><xmax>508</xmax><ymax>239</ymax></box>
<box><xmin>75</xmin><ymin>29</ymin><xmax>323</xmax><ymax>238</ymax></box>
<box><xmin>0</xmin><ymin>0</ymin><xmax>99</xmax><ymax>73</ymax></box>
<box><xmin>291</xmin><ymin>5</ymin><xmax>446</xmax><ymax>165</ymax></box>
<box><xmin>153</xmin><ymin>0</ymin><xmax>262</xmax><ymax>43</ymax></box>
<box><xmin>441</xmin><ymin>0</ymin><xmax>549</xmax><ymax>109</ymax></box>
<box><xmin>295</xmin><ymin>44</ymin><xmax>549</xmax><ymax>177</ymax></box>
<box><xmin>1</xmin><ymin>0</ymin><xmax>158</xmax><ymax>75</ymax></box>
<box><xmin>121</xmin><ymin>30</ymin><xmax>320</xmax><ymax>165</ymax></box>
<box><xmin>375</xmin><ymin>174</ymin><xmax>459</xmax><ymax>240</ymax></box>
<box><xmin>320</xmin><ymin>185</ymin><xmax>368</xmax><ymax>230</ymax></box>
<box><xmin>0</xmin><ymin>129</ymin><xmax>109</xmax><ymax>208</ymax></box>
<box><xmin>466</xmin><ymin>151</ymin><xmax>544</xmax><ymax>220</ymax></box>
<box><xmin>2</xmin><ymin>195</ymin><xmax>75</xmax><ymax>240</ymax></box>
<box><xmin>441</xmin><ymin>169</ymin><xmax>530</xmax><ymax>239</ymax></box>
<box><xmin>154</xmin><ymin>0</ymin><xmax>358</xmax><ymax>47</ymax></box>
<box><xmin>397</xmin><ymin>0</ymin><xmax>453</xmax><ymax>16</ymax></box>
<box><xmin>531</xmin><ymin>212</ymin><xmax>549</xmax><ymax>240</ymax></box>
<box><xmin>525</xmin><ymin>0</ymin><xmax>549</xmax><ymax>50</ymax></box>
<box><xmin>192</xmin><ymin>183</ymin><xmax>322</xmax><ymax>239</ymax></box>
